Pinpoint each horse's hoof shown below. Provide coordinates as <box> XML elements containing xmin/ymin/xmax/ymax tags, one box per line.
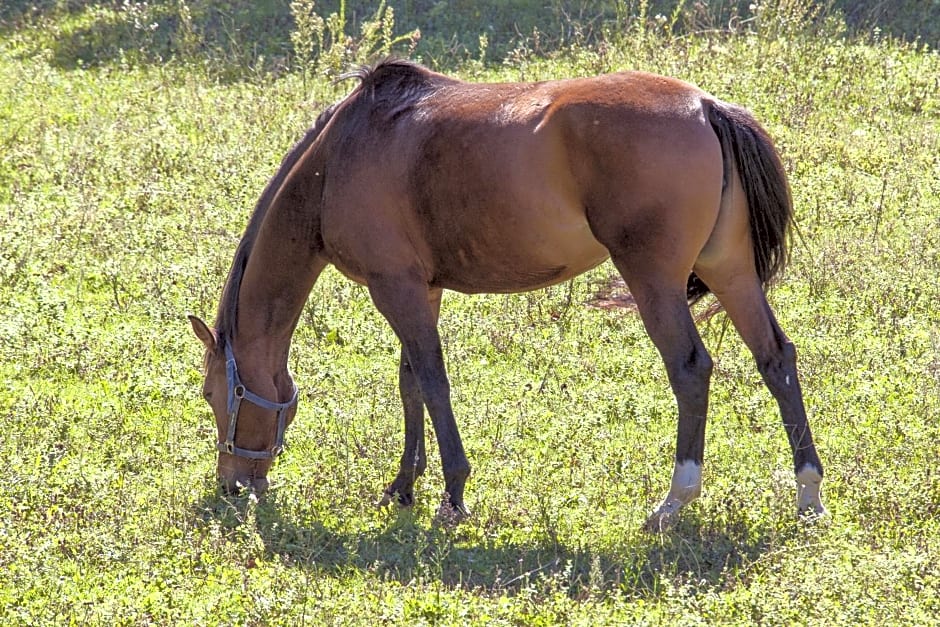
<box><xmin>376</xmin><ymin>490</ymin><xmax>415</xmax><ymax>509</ymax></box>
<box><xmin>643</xmin><ymin>498</ymin><xmax>683</xmax><ymax>533</ymax></box>
<box><xmin>643</xmin><ymin>511</ymin><xmax>678</xmax><ymax>533</ymax></box>
<box><xmin>434</xmin><ymin>498</ymin><xmax>469</xmax><ymax>527</ymax></box>
<box><xmin>798</xmin><ymin>501</ymin><xmax>829</xmax><ymax>525</ymax></box>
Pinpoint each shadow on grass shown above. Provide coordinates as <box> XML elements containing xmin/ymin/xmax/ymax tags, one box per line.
<box><xmin>6</xmin><ymin>0</ymin><xmax>938</xmax><ymax>76</ymax></box>
<box><xmin>191</xmin><ymin>488</ymin><xmax>789</xmax><ymax>599</ymax></box>
<box><xmin>1</xmin><ymin>0</ymin><xmax>294</xmax><ymax>75</ymax></box>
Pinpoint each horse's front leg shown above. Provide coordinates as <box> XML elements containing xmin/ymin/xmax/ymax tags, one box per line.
<box><xmin>378</xmin><ymin>289</ymin><xmax>442</xmax><ymax>508</ymax></box>
<box><xmin>368</xmin><ymin>279</ymin><xmax>471</xmax><ymax>518</ymax></box>
<box><xmin>377</xmin><ymin>349</ymin><xmax>429</xmax><ymax>507</ymax></box>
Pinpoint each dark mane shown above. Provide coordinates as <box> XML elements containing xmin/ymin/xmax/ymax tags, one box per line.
<box><xmin>343</xmin><ymin>58</ymin><xmax>436</xmax><ymax>94</ymax></box>
<box><xmin>343</xmin><ymin>58</ymin><xmax>442</xmax><ymax>123</ymax></box>
<box><xmin>212</xmin><ymin>103</ymin><xmax>339</xmax><ymax>348</ymax></box>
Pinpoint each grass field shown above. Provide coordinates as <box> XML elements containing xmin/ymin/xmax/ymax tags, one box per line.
<box><xmin>1</xmin><ymin>1</ymin><xmax>939</xmax><ymax>624</ymax></box>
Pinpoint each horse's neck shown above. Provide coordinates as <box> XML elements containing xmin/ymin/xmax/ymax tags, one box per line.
<box><xmin>228</xmin><ymin>115</ymin><xmax>333</xmax><ymax>359</ymax></box>
<box><xmin>234</xmin><ymin>198</ymin><xmax>323</xmax><ymax>358</ymax></box>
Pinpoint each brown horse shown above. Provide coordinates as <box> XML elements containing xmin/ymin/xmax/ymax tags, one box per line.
<box><xmin>189</xmin><ymin>59</ymin><xmax>825</xmax><ymax>531</ymax></box>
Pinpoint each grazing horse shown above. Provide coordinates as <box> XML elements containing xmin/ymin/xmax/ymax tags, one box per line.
<box><xmin>189</xmin><ymin>59</ymin><xmax>825</xmax><ymax>531</ymax></box>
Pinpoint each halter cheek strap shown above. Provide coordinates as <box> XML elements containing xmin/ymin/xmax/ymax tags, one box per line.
<box><xmin>221</xmin><ymin>342</ymin><xmax>298</xmax><ymax>460</ymax></box>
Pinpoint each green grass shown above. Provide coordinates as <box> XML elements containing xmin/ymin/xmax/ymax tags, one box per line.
<box><xmin>1</xmin><ymin>1</ymin><xmax>939</xmax><ymax>624</ymax></box>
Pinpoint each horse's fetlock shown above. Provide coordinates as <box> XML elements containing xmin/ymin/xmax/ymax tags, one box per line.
<box><xmin>446</xmin><ymin>461</ymin><xmax>471</xmax><ymax>483</ymax></box>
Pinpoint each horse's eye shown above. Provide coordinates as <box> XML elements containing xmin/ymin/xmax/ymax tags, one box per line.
<box><xmin>203</xmin><ymin>390</ymin><xmax>213</xmax><ymax>403</ymax></box>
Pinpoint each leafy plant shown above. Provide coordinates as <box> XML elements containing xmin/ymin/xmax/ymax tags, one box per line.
<box><xmin>1</xmin><ymin>1</ymin><xmax>939</xmax><ymax>623</ymax></box>
<box><xmin>290</xmin><ymin>0</ymin><xmax>419</xmax><ymax>84</ymax></box>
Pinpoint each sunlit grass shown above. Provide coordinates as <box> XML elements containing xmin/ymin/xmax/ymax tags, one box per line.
<box><xmin>1</xmin><ymin>1</ymin><xmax>938</xmax><ymax>623</ymax></box>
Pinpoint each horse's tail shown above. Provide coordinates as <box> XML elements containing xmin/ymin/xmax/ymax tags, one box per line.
<box><xmin>687</xmin><ymin>99</ymin><xmax>793</xmax><ymax>305</ymax></box>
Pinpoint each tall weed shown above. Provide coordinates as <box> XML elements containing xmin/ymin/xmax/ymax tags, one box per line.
<box><xmin>1</xmin><ymin>1</ymin><xmax>939</xmax><ymax>624</ymax></box>
<box><xmin>290</xmin><ymin>0</ymin><xmax>419</xmax><ymax>83</ymax></box>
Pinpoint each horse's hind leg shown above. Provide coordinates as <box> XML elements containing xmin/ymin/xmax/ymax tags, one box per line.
<box><xmin>368</xmin><ymin>277</ymin><xmax>471</xmax><ymax>517</ymax></box>
<box><xmin>378</xmin><ymin>289</ymin><xmax>442</xmax><ymax>508</ymax></box>
<box><xmin>695</xmin><ymin>265</ymin><xmax>826</xmax><ymax>518</ymax></box>
<box><xmin>608</xmin><ymin>260</ymin><xmax>715</xmax><ymax>532</ymax></box>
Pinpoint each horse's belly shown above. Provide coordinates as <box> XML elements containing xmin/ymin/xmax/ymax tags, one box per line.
<box><xmin>432</xmin><ymin>216</ymin><xmax>610</xmax><ymax>294</ymax></box>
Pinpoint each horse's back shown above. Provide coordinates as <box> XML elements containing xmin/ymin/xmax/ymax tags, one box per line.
<box><xmin>318</xmin><ymin>67</ymin><xmax>723</xmax><ymax>293</ymax></box>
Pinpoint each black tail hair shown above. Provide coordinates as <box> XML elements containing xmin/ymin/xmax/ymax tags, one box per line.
<box><xmin>687</xmin><ymin>99</ymin><xmax>793</xmax><ymax>306</ymax></box>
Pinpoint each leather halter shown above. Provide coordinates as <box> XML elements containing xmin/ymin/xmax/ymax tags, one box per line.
<box><xmin>220</xmin><ymin>341</ymin><xmax>298</xmax><ymax>460</ymax></box>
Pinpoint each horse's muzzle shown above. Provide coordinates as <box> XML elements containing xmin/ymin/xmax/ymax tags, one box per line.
<box><xmin>218</xmin><ymin>474</ymin><xmax>269</xmax><ymax>496</ymax></box>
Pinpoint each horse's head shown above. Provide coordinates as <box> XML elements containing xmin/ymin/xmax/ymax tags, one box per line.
<box><xmin>188</xmin><ymin>315</ymin><xmax>298</xmax><ymax>495</ymax></box>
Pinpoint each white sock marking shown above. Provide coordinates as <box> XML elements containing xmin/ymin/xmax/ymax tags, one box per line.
<box><xmin>645</xmin><ymin>461</ymin><xmax>702</xmax><ymax>531</ymax></box>
<box><xmin>669</xmin><ymin>460</ymin><xmax>702</xmax><ymax>505</ymax></box>
<box><xmin>796</xmin><ymin>464</ymin><xmax>825</xmax><ymax>514</ymax></box>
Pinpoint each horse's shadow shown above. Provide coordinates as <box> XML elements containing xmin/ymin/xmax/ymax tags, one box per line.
<box><xmin>191</xmin><ymin>489</ymin><xmax>788</xmax><ymax>598</ymax></box>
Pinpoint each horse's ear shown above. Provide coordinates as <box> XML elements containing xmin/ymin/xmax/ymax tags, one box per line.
<box><xmin>188</xmin><ymin>315</ymin><xmax>218</xmax><ymax>351</ymax></box>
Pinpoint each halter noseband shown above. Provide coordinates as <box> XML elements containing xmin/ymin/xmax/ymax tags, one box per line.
<box><xmin>220</xmin><ymin>341</ymin><xmax>298</xmax><ymax>460</ymax></box>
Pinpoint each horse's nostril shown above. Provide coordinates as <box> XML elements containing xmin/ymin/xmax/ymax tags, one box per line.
<box><xmin>251</xmin><ymin>476</ymin><xmax>270</xmax><ymax>494</ymax></box>
<box><xmin>217</xmin><ymin>476</ymin><xmax>243</xmax><ymax>496</ymax></box>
